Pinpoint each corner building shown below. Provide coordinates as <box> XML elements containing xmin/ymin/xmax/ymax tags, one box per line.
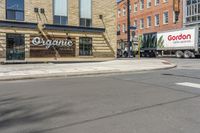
<box><xmin>0</xmin><ymin>0</ymin><xmax>117</xmax><ymax>62</ymax></box>
<box><xmin>117</xmin><ymin>0</ymin><xmax>183</xmax><ymax>46</ymax></box>
<box><xmin>183</xmin><ymin>0</ymin><xmax>200</xmax><ymax>28</ymax></box>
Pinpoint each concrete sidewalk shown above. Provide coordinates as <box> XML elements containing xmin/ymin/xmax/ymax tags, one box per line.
<box><xmin>0</xmin><ymin>59</ymin><xmax>176</xmax><ymax>81</ymax></box>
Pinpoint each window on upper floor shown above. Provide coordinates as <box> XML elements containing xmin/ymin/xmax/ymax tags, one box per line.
<box><xmin>147</xmin><ymin>0</ymin><xmax>151</xmax><ymax>8</ymax></box>
<box><xmin>155</xmin><ymin>0</ymin><xmax>160</xmax><ymax>6</ymax></box>
<box><xmin>53</xmin><ymin>0</ymin><xmax>68</xmax><ymax>25</ymax></box>
<box><xmin>163</xmin><ymin>0</ymin><xmax>168</xmax><ymax>3</ymax></box>
<box><xmin>140</xmin><ymin>0</ymin><xmax>144</xmax><ymax>10</ymax></box>
<box><xmin>134</xmin><ymin>3</ymin><xmax>138</xmax><ymax>12</ymax></box>
<box><xmin>134</xmin><ymin>20</ymin><xmax>137</xmax><ymax>27</ymax></box>
<box><xmin>122</xmin><ymin>23</ymin><xmax>126</xmax><ymax>33</ymax></box>
<box><xmin>163</xmin><ymin>11</ymin><xmax>168</xmax><ymax>24</ymax></box>
<box><xmin>173</xmin><ymin>11</ymin><xmax>179</xmax><ymax>23</ymax></box>
<box><xmin>147</xmin><ymin>16</ymin><xmax>151</xmax><ymax>27</ymax></box>
<box><xmin>118</xmin><ymin>9</ymin><xmax>121</xmax><ymax>18</ymax></box>
<box><xmin>155</xmin><ymin>14</ymin><xmax>160</xmax><ymax>26</ymax></box>
<box><xmin>187</xmin><ymin>0</ymin><xmax>199</xmax><ymax>5</ymax></box>
<box><xmin>6</xmin><ymin>0</ymin><xmax>24</xmax><ymax>21</ymax></box>
<box><xmin>140</xmin><ymin>18</ymin><xmax>144</xmax><ymax>29</ymax></box>
<box><xmin>80</xmin><ymin>0</ymin><xmax>92</xmax><ymax>27</ymax></box>
<box><xmin>187</xmin><ymin>0</ymin><xmax>191</xmax><ymax>5</ymax></box>
<box><xmin>123</xmin><ymin>7</ymin><xmax>126</xmax><ymax>16</ymax></box>
<box><xmin>117</xmin><ymin>24</ymin><xmax>121</xmax><ymax>32</ymax></box>
<box><xmin>129</xmin><ymin>5</ymin><xmax>132</xmax><ymax>12</ymax></box>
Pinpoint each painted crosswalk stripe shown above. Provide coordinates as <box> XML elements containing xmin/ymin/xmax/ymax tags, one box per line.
<box><xmin>176</xmin><ymin>82</ymin><xmax>200</xmax><ymax>89</ymax></box>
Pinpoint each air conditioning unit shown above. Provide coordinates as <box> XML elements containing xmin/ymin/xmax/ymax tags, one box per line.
<box><xmin>99</xmin><ymin>15</ymin><xmax>103</xmax><ymax>20</ymax></box>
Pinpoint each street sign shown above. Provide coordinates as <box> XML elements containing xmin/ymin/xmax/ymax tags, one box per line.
<box><xmin>130</xmin><ymin>26</ymin><xmax>137</xmax><ymax>30</ymax></box>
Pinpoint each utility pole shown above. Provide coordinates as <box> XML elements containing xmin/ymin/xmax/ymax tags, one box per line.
<box><xmin>127</xmin><ymin>0</ymin><xmax>131</xmax><ymax>57</ymax></box>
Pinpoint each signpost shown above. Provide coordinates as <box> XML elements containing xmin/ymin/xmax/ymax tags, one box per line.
<box><xmin>138</xmin><ymin>35</ymin><xmax>142</xmax><ymax>60</ymax></box>
<box><xmin>127</xmin><ymin>0</ymin><xmax>131</xmax><ymax>58</ymax></box>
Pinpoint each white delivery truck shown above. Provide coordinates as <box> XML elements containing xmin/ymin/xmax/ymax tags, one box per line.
<box><xmin>140</xmin><ymin>27</ymin><xmax>200</xmax><ymax>58</ymax></box>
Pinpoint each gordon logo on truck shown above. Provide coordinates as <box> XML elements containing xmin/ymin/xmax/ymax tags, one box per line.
<box><xmin>157</xmin><ymin>28</ymin><xmax>196</xmax><ymax>48</ymax></box>
<box><xmin>168</xmin><ymin>34</ymin><xmax>192</xmax><ymax>41</ymax></box>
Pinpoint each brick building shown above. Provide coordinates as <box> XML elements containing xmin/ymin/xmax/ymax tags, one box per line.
<box><xmin>117</xmin><ymin>0</ymin><xmax>183</xmax><ymax>48</ymax></box>
<box><xmin>0</xmin><ymin>0</ymin><xmax>117</xmax><ymax>62</ymax></box>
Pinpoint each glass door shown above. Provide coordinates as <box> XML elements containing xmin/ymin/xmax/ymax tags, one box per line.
<box><xmin>6</xmin><ymin>34</ymin><xmax>25</xmax><ymax>60</ymax></box>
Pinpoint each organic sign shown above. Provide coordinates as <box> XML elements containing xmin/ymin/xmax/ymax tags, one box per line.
<box><xmin>31</xmin><ymin>37</ymin><xmax>73</xmax><ymax>48</ymax></box>
<box><xmin>30</xmin><ymin>36</ymin><xmax>76</xmax><ymax>57</ymax></box>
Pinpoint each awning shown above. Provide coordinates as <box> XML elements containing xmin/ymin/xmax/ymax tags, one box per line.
<box><xmin>0</xmin><ymin>20</ymin><xmax>38</xmax><ymax>29</ymax></box>
<box><xmin>43</xmin><ymin>24</ymin><xmax>105</xmax><ymax>33</ymax></box>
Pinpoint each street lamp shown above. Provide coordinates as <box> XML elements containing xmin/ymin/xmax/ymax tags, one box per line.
<box><xmin>127</xmin><ymin>0</ymin><xmax>131</xmax><ymax>58</ymax></box>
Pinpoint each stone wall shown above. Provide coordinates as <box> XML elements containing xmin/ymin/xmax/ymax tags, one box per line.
<box><xmin>0</xmin><ymin>0</ymin><xmax>117</xmax><ymax>58</ymax></box>
<box><xmin>0</xmin><ymin>0</ymin><xmax>5</xmax><ymax>20</ymax></box>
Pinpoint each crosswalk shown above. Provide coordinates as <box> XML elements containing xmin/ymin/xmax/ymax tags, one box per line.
<box><xmin>176</xmin><ymin>82</ymin><xmax>200</xmax><ymax>89</ymax></box>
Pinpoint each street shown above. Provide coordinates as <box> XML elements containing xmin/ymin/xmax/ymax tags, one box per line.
<box><xmin>0</xmin><ymin>58</ymin><xmax>200</xmax><ymax>133</ymax></box>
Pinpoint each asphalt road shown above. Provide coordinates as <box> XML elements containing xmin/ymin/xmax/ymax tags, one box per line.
<box><xmin>0</xmin><ymin>58</ymin><xmax>200</xmax><ymax>133</ymax></box>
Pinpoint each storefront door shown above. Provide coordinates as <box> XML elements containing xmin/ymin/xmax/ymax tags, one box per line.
<box><xmin>6</xmin><ymin>34</ymin><xmax>25</xmax><ymax>60</ymax></box>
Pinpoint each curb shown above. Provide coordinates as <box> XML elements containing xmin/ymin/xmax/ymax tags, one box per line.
<box><xmin>0</xmin><ymin>64</ymin><xmax>177</xmax><ymax>81</ymax></box>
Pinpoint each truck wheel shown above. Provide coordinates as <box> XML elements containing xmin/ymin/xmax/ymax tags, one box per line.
<box><xmin>123</xmin><ymin>52</ymin><xmax>128</xmax><ymax>58</ymax></box>
<box><xmin>156</xmin><ymin>51</ymin><xmax>162</xmax><ymax>57</ymax></box>
<box><xmin>176</xmin><ymin>51</ymin><xmax>184</xmax><ymax>58</ymax></box>
<box><xmin>149</xmin><ymin>52</ymin><xmax>155</xmax><ymax>57</ymax></box>
<box><xmin>144</xmin><ymin>53</ymin><xmax>147</xmax><ymax>57</ymax></box>
<box><xmin>141</xmin><ymin>52</ymin><xmax>144</xmax><ymax>57</ymax></box>
<box><xmin>184</xmin><ymin>51</ymin><xmax>192</xmax><ymax>58</ymax></box>
<box><xmin>190</xmin><ymin>51</ymin><xmax>195</xmax><ymax>58</ymax></box>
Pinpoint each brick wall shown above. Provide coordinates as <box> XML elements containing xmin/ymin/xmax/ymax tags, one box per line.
<box><xmin>117</xmin><ymin>0</ymin><xmax>183</xmax><ymax>41</ymax></box>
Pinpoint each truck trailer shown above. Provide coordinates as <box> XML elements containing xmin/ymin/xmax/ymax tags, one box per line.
<box><xmin>140</xmin><ymin>27</ymin><xmax>200</xmax><ymax>58</ymax></box>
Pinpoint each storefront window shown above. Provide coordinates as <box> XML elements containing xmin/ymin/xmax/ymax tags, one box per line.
<box><xmin>79</xmin><ymin>37</ymin><xmax>92</xmax><ymax>56</ymax></box>
<box><xmin>6</xmin><ymin>34</ymin><xmax>25</xmax><ymax>60</ymax></box>
<box><xmin>54</xmin><ymin>0</ymin><xmax>68</xmax><ymax>25</ymax></box>
<box><xmin>6</xmin><ymin>0</ymin><xmax>24</xmax><ymax>21</ymax></box>
<box><xmin>80</xmin><ymin>0</ymin><xmax>92</xmax><ymax>27</ymax></box>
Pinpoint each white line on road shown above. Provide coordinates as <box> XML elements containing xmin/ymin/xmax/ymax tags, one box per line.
<box><xmin>176</xmin><ymin>82</ymin><xmax>200</xmax><ymax>89</ymax></box>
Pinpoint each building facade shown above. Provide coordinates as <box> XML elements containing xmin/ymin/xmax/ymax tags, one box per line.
<box><xmin>0</xmin><ymin>0</ymin><xmax>117</xmax><ymax>62</ymax></box>
<box><xmin>117</xmin><ymin>0</ymin><xmax>183</xmax><ymax>48</ymax></box>
<box><xmin>183</xmin><ymin>0</ymin><xmax>200</xmax><ymax>42</ymax></box>
<box><xmin>184</xmin><ymin>0</ymin><xmax>200</xmax><ymax>28</ymax></box>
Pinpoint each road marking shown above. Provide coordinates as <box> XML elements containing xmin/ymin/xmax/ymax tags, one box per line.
<box><xmin>176</xmin><ymin>82</ymin><xmax>200</xmax><ymax>89</ymax></box>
